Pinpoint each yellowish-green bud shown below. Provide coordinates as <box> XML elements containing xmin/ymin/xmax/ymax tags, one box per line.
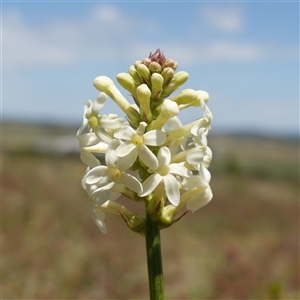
<box><xmin>149</xmin><ymin>61</ymin><xmax>162</xmax><ymax>73</ymax></box>
<box><xmin>158</xmin><ymin>205</ymin><xmax>177</xmax><ymax>228</ymax></box>
<box><xmin>197</xmin><ymin>90</ymin><xmax>210</xmax><ymax>104</ymax></box>
<box><xmin>142</xmin><ymin>58</ymin><xmax>151</xmax><ymax>66</ymax></box>
<box><xmin>178</xmin><ymin>90</ymin><xmax>210</xmax><ymax>110</ymax></box>
<box><xmin>163</xmin><ymin>59</ymin><xmax>178</xmax><ymax>71</ymax></box>
<box><xmin>150</xmin><ymin>73</ymin><xmax>164</xmax><ymax>101</ymax></box>
<box><xmin>94</xmin><ymin>76</ymin><xmax>140</xmax><ymax>127</ymax></box>
<box><xmin>170</xmin><ymin>89</ymin><xmax>198</xmax><ymax>105</ymax></box>
<box><xmin>116</xmin><ymin>72</ymin><xmax>138</xmax><ymax>99</ymax></box>
<box><xmin>99</xmin><ymin>201</ymin><xmax>146</xmax><ymax>236</ymax></box>
<box><xmin>137</xmin><ymin>84</ymin><xmax>152</xmax><ymax>122</ymax></box>
<box><xmin>149</xmin><ymin>99</ymin><xmax>179</xmax><ymax>130</ymax></box>
<box><xmin>161</xmin><ymin>99</ymin><xmax>179</xmax><ymax>118</ymax></box>
<box><xmin>134</xmin><ymin>60</ymin><xmax>142</xmax><ymax>69</ymax></box>
<box><xmin>148</xmin><ymin>181</ymin><xmax>164</xmax><ymax>218</ymax></box>
<box><xmin>161</xmin><ymin>67</ymin><xmax>174</xmax><ymax>84</ymax></box>
<box><xmin>161</xmin><ymin>71</ymin><xmax>189</xmax><ymax>98</ymax></box>
<box><xmin>94</xmin><ymin>76</ymin><xmax>129</xmax><ymax>109</ymax></box>
<box><xmin>137</xmin><ymin>83</ymin><xmax>151</xmax><ymax>102</ymax></box>
<box><xmin>120</xmin><ymin>212</ymin><xmax>146</xmax><ymax>236</ymax></box>
<box><xmin>173</xmin><ymin>71</ymin><xmax>189</xmax><ymax>85</ymax></box>
<box><xmin>136</xmin><ymin>63</ymin><xmax>151</xmax><ymax>84</ymax></box>
<box><xmin>128</xmin><ymin>65</ymin><xmax>142</xmax><ymax>85</ymax></box>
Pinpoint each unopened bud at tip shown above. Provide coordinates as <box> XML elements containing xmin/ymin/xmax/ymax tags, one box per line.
<box><xmin>161</xmin><ymin>99</ymin><xmax>179</xmax><ymax>118</ymax></box>
<box><xmin>197</xmin><ymin>90</ymin><xmax>210</xmax><ymax>104</ymax></box>
<box><xmin>94</xmin><ymin>76</ymin><xmax>114</xmax><ymax>93</ymax></box>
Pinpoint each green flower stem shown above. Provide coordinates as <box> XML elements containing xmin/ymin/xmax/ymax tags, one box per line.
<box><xmin>145</xmin><ymin>207</ymin><xmax>165</xmax><ymax>300</ymax></box>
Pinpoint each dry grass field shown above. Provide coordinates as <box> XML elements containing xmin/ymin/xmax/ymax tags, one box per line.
<box><xmin>2</xmin><ymin>123</ymin><xmax>299</xmax><ymax>299</ymax></box>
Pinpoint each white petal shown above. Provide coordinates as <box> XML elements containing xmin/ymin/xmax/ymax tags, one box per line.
<box><xmin>169</xmin><ymin>163</ymin><xmax>191</xmax><ymax>177</ymax></box>
<box><xmin>164</xmin><ymin>174</ymin><xmax>180</xmax><ymax>206</ymax></box>
<box><xmin>86</xmin><ymin>166</ymin><xmax>108</xmax><ymax>184</ymax></box>
<box><xmin>186</xmin><ymin>187</ymin><xmax>213</xmax><ymax>212</ymax></box>
<box><xmin>200</xmin><ymin>164</ymin><xmax>211</xmax><ymax>183</ymax></box>
<box><xmin>136</xmin><ymin>122</ymin><xmax>147</xmax><ymax>135</ymax></box>
<box><xmin>93</xmin><ymin>129</ymin><xmax>112</xmax><ymax>145</ymax></box>
<box><xmin>83</xmin><ymin>141</ymin><xmax>108</xmax><ymax>153</ymax></box>
<box><xmin>183</xmin><ymin>175</ymin><xmax>207</xmax><ymax>189</ymax></box>
<box><xmin>90</xmin><ymin>207</ymin><xmax>107</xmax><ymax>234</ymax></box>
<box><xmin>168</xmin><ymin>140</ymin><xmax>180</xmax><ymax>155</ymax></box>
<box><xmin>143</xmin><ymin>130</ymin><xmax>166</xmax><ymax>146</ymax></box>
<box><xmin>81</xmin><ymin>167</ymin><xmax>90</xmax><ymax>190</ymax></box>
<box><xmin>92</xmin><ymin>187</ymin><xmax>112</xmax><ymax>206</ymax></box>
<box><xmin>116</xmin><ymin>148</ymin><xmax>138</xmax><ymax>171</ymax></box>
<box><xmin>120</xmin><ymin>172</ymin><xmax>143</xmax><ymax>194</ymax></box>
<box><xmin>186</xmin><ymin>148</ymin><xmax>204</xmax><ymax>165</ymax></box>
<box><xmin>76</xmin><ymin>118</ymin><xmax>88</xmax><ymax>138</ymax></box>
<box><xmin>203</xmin><ymin>104</ymin><xmax>213</xmax><ymax>122</ymax></box>
<box><xmin>157</xmin><ymin>146</ymin><xmax>171</xmax><ymax>166</ymax></box>
<box><xmin>191</xmin><ymin>124</ymin><xmax>200</xmax><ymax>136</ymax></box>
<box><xmin>138</xmin><ymin>145</ymin><xmax>158</xmax><ymax>170</ymax></box>
<box><xmin>92</xmin><ymin>92</ymin><xmax>107</xmax><ymax>114</ymax></box>
<box><xmin>165</xmin><ymin>116</ymin><xmax>182</xmax><ymax>131</ymax></box>
<box><xmin>116</xmin><ymin>141</ymin><xmax>136</xmax><ymax>157</ymax></box>
<box><xmin>139</xmin><ymin>173</ymin><xmax>163</xmax><ymax>197</ymax></box>
<box><xmin>114</xmin><ymin>125</ymin><xmax>135</xmax><ymax>140</ymax></box>
<box><xmin>100</xmin><ymin>115</ymin><xmax>124</xmax><ymax>129</ymax></box>
<box><xmin>78</xmin><ymin>132</ymin><xmax>101</xmax><ymax>147</ymax></box>
<box><xmin>105</xmin><ymin>139</ymin><xmax>119</xmax><ymax>166</ymax></box>
<box><xmin>80</xmin><ymin>149</ymin><xmax>100</xmax><ymax>167</ymax></box>
<box><xmin>84</xmin><ymin>100</ymin><xmax>93</xmax><ymax>117</ymax></box>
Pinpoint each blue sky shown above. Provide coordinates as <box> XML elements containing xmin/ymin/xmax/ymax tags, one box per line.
<box><xmin>2</xmin><ymin>1</ymin><xmax>299</xmax><ymax>136</ymax></box>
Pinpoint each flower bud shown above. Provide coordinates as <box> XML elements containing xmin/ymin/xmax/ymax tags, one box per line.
<box><xmin>120</xmin><ymin>212</ymin><xmax>146</xmax><ymax>236</ymax></box>
<box><xmin>94</xmin><ymin>76</ymin><xmax>140</xmax><ymax>127</ymax></box>
<box><xmin>148</xmin><ymin>99</ymin><xmax>179</xmax><ymax>130</ymax></box>
<box><xmin>150</xmin><ymin>73</ymin><xmax>164</xmax><ymax>102</ymax></box>
<box><xmin>128</xmin><ymin>65</ymin><xmax>142</xmax><ymax>85</ymax></box>
<box><xmin>116</xmin><ymin>72</ymin><xmax>137</xmax><ymax>99</ymax></box>
<box><xmin>149</xmin><ymin>61</ymin><xmax>162</xmax><ymax>73</ymax></box>
<box><xmin>137</xmin><ymin>84</ymin><xmax>151</xmax><ymax>103</ymax></box>
<box><xmin>142</xmin><ymin>58</ymin><xmax>151</xmax><ymax>66</ymax></box>
<box><xmin>148</xmin><ymin>49</ymin><xmax>166</xmax><ymax>66</ymax></box>
<box><xmin>186</xmin><ymin>90</ymin><xmax>210</xmax><ymax>108</ymax></box>
<box><xmin>170</xmin><ymin>89</ymin><xmax>198</xmax><ymax>105</ymax></box>
<box><xmin>136</xmin><ymin>63</ymin><xmax>151</xmax><ymax>84</ymax></box>
<box><xmin>161</xmin><ymin>99</ymin><xmax>179</xmax><ymax>119</ymax></box>
<box><xmin>163</xmin><ymin>59</ymin><xmax>178</xmax><ymax>71</ymax></box>
<box><xmin>137</xmin><ymin>84</ymin><xmax>152</xmax><ymax>122</ymax></box>
<box><xmin>100</xmin><ymin>200</ymin><xmax>146</xmax><ymax>236</ymax></box>
<box><xmin>162</xmin><ymin>71</ymin><xmax>189</xmax><ymax>97</ymax></box>
<box><xmin>158</xmin><ymin>205</ymin><xmax>177</xmax><ymax>228</ymax></box>
<box><xmin>134</xmin><ymin>60</ymin><xmax>142</xmax><ymax>69</ymax></box>
<box><xmin>161</xmin><ymin>67</ymin><xmax>174</xmax><ymax>84</ymax></box>
<box><xmin>197</xmin><ymin>90</ymin><xmax>210</xmax><ymax>104</ymax></box>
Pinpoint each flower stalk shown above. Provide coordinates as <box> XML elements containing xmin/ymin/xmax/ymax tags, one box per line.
<box><xmin>145</xmin><ymin>207</ymin><xmax>164</xmax><ymax>300</ymax></box>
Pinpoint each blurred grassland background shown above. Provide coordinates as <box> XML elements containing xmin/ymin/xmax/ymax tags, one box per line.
<box><xmin>2</xmin><ymin>122</ymin><xmax>299</xmax><ymax>299</ymax></box>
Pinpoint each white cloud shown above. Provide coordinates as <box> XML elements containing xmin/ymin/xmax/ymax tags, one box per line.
<box><xmin>201</xmin><ymin>4</ymin><xmax>244</xmax><ymax>33</ymax></box>
<box><xmin>2</xmin><ymin>4</ymin><xmax>298</xmax><ymax>72</ymax></box>
<box><xmin>2</xmin><ymin>5</ymin><xmax>133</xmax><ymax>70</ymax></box>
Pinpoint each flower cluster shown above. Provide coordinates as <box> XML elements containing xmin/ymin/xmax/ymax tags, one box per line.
<box><xmin>77</xmin><ymin>49</ymin><xmax>213</xmax><ymax>234</ymax></box>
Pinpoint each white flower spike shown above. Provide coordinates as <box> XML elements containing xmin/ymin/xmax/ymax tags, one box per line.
<box><xmin>78</xmin><ymin>49</ymin><xmax>213</xmax><ymax>234</ymax></box>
